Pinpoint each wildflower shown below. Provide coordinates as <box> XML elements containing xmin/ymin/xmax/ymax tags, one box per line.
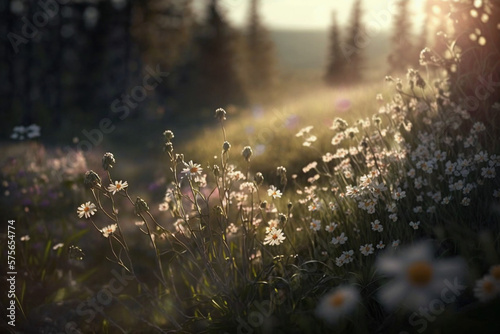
<box><xmin>242</xmin><ymin>146</ymin><xmax>253</xmax><ymax>162</ymax></box>
<box><xmin>342</xmin><ymin>250</ymin><xmax>355</xmax><ymax>263</ymax></box>
<box><xmin>107</xmin><ymin>180</ymin><xmax>128</xmax><ymax>195</ymax></box>
<box><xmin>315</xmin><ymin>286</ymin><xmax>361</xmax><ymax>325</ymax></box>
<box><xmin>409</xmin><ymin>221</ymin><xmax>420</xmax><ymax>230</ymax></box>
<box><xmin>296</xmin><ymin>126</ymin><xmax>314</xmax><ymax>137</ymax></box>
<box><xmin>267</xmin><ymin>185</ymin><xmax>282</xmax><ymax>199</ymax></box>
<box><xmin>263</xmin><ymin>227</ymin><xmax>286</xmax><ymax>246</ymax></box>
<box><xmin>100</xmin><ymin>224</ymin><xmax>117</xmax><ymax>238</ymax></box>
<box><xmin>222</xmin><ymin>141</ymin><xmax>231</xmax><ymax>152</ymax></box>
<box><xmin>360</xmin><ymin>244</ymin><xmax>374</xmax><ymax>256</ymax></box>
<box><xmin>182</xmin><ymin>161</ymin><xmax>203</xmax><ymax>179</ymax></box>
<box><xmin>474</xmin><ymin>275</ymin><xmax>499</xmax><ymax>302</ymax></box>
<box><xmin>389</xmin><ymin>213</ymin><xmax>398</xmax><ymax>222</ymax></box>
<box><xmin>391</xmin><ymin>187</ymin><xmax>406</xmax><ymax>201</ymax></box>
<box><xmin>460</xmin><ymin>197</ymin><xmax>471</xmax><ymax>206</ymax></box>
<box><xmin>84</xmin><ymin>170</ymin><xmax>101</xmax><ymax>189</ymax></box>
<box><xmin>371</xmin><ymin>220</ymin><xmax>383</xmax><ymax>232</ymax></box>
<box><xmin>135</xmin><ymin>197</ymin><xmax>149</xmax><ymax>215</ymax></box>
<box><xmin>77</xmin><ymin>202</ymin><xmax>97</xmax><ymax>219</ymax></box>
<box><xmin>310</xmin><ymin>219</ymin><xmax>321</xmax><ymax>231</ymax></box>
<box><xmin>481</xmin><ymin>167</ymin><xmax>496</xmax><ymax>179</ymax></box>
<box><xmin>102</xmin><ymin>152</ymin><xmax>115</xmax><ymax>170</ymax></box>
<box><xmin>10</xmin><ymin>124</ymin><xmax>41</xmax><ymax>140</ymax></box>
<box><xmin>375</xmin><ymin>241</ymin><xmax>466</xmax><ymax>311</ymax></box>
<box><xmin>254</xmin><ymin>172</ymin><xmax>264</xmax><ymax>186</ymax></box>
<box><xmin>392</xmin><ymin>240</ymin><xmax>400</xmax><ymax>248</ymax></box>
<box><xmin>331</xmin><ymin>232</ymin><xmax>348</xmax><ymax>245</ymax></box>
<box><xmin>303</xmin><ymin>161</ymin><xmax>318</xmax><ymax>173</ymax></box>
<box><xmin>214</xmin><ymin>108</ymin><xmax>227</xmax><ymax>121</ymax></box>
<box><xmin>325</xmin><ymin>222</ymin><xmax>338</xmax><ymax>233</ymax></box>
<box><xmin>308</xmin><ymin>200</ymin><xmax>320</xmax><ymax>211</ymax></box>
<box><xmin>163</xmin><ymin>130</ymin><xmax>175</xmax><ymax>142</ymax></box>
<box><xmin>227</xmin><ymin>223</ymin><xmax>238</xmax><ymax>234</ymax></box>
<box><xmin>376</xmin><ymin>241</ymin><xmax>386</xmax><ymax>249</ymax></box>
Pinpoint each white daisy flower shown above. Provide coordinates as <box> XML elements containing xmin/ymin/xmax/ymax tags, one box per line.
<box><xmin>371</xmin><ymin>220</ymin><xmax>383</xmax><ymax>232</ymax></box>
<box><xmin>181</xmin><ymin>160</ymin><xmax>203</xmax><ymax>179</ymax></box>
<box><xmin>376</xmin><ymin>241</ymin><xmax>386</xmax><ymax>249</ymax></box>
<box><xmin>474</xmin><ymin>275</ymin><xmax>499</xmax><ymax>302</ymax></box>
<box><xmin>315</xmin><ymin>286</ymin><xmax>361</xmax><ymax>325</ymax></box>
<box><xmin>310</xmin><ymin>219</ymin><xmax>321</xmax><ymax>231</ymax></box>
<box><xmin>392</xmin><ymin>239</ymin><xmax>400</xmax><ymax>248</ymax></box>
<box><xmin>77</xmin><ymin>201</ymin><xmax>97</xmax><ymax>219</ymax></box>
<box><xmin>360</xmin><ymin>244</ymin><xmax>374</xmax><ymax>256</ymax></box>
<box><xmin>263</xmin><ymin>227</ymin><xmax>285</xmax><ymax>246</ymax></box>
<box><xmin>331</xmin><ymin>232</ymin><xmax>348</xmax><ymax>245</ymax></box>
<box><xmin>267</xmin><ymin>185</ymin><xmax>282</xmax><ymax>199</ymax></box>
<box><xmin>409</xmin><ymin>221</ymin><xmax>420</xmax><ymax>230</ymax></box>
<box><xmin>107</xmin><ymin>180</ymin><xmax>128</xmax><ymax>195</ymax></box>
<box><xmin>100</xmin><ymin>224</ymin><xmax>117</xmax><ymax>238</ymax></box>
<box><xmin>325</xmin><ymin>222</ymin><xmax>338</xmax><ymax>233</ymax></box>
<box><xmin>375</xmin><ymin>241</ymin><xmax>467</xmax><ymax>311</ymax></box>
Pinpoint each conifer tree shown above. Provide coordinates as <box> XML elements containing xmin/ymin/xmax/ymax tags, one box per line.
<box><xmin>324</xmin><ymin>12</ymin><xmax>346</xmax><ymax>86</ymax></box>
<box><xmin>191</xmin><ymin>0</ymin><xmax>246</xmax><ymax>110</ymax></box>
<box><xmin>387</xmin><ymin>0</ymin><xmax>414</xmax><ymax>73</ymax></box>
<box><xmin>244</xmin><ymin>0</ymin><xmax>276</xmax><ymax>102</ymax></box>
<box><xmin>342</xmin><ymin>0</ymin><xmax>364</xmax><ymax>83</ymax></box>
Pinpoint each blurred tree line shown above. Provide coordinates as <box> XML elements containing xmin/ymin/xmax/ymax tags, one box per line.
<box><xmin>0</xmin><ymin>0</ymin><xmax>276</xmax><ymax>139</ymax></box>
<box><xmin>324</xmin><ymin>0</ymin><xmax>500</xmax><ymax>106</ymax></box>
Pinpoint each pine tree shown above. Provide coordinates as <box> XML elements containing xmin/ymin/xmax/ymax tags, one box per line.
<box><xmin>244</xmin><ymin>0</ymin><xmax>276</xmax><ymax>102</ymax></box>
<box><xmin>188</xmin><ymin>0</ymin><xmax>246</xmax><ymax>110</ymax></box>
<box><xmin>324</xmin><ymin>11</ymin><xmax>346</xmax><ymax>86</ymax></box>
<box><xmin>387</xmin><ymin>0</ymin><xmax>414</xmax><ymax>73</ymax></box>
<box><xmin>342</xmin><ymin>0</ymin><xmax>364</xmax><ymax>83</ymax></box>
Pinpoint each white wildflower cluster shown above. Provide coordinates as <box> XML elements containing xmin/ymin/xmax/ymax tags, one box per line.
<box><xmin>294</xmin><ymin>77</ymin><xmax>499</xmax><ymax>264</ymax></box>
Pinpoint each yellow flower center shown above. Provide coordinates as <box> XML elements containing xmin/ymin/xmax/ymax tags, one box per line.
<box><xmin>329</xmin><ymin>292</ymin><xmax>345</xmax><ymax>308</ymax></box>
<box><xmin>84</xmin><ymin>207</ymin><xmax>89</xmax><ymax>212</ymax></box>
<box><xmin>116</xmin><ymin>184</ymin><xmax>121</xmax><ymax>189</ymax></box>
<box><xmin>483</xmin><ymin>280</ymin><xmax>495</xmax><ymax>293</ymax></box>
<box><xmin>190</xmin><ymin>167</ymin><xmax>198</xmax><ymax>173</ymax></box>
<box><xmin>407</xmin><ymin>261</ymin><xmax>433</xmax><ymax>286</ymax></box>
<box><xmin>272</xmin><ymin>234</ymin><xmax>278</xmax><ymax>240</ymax></box>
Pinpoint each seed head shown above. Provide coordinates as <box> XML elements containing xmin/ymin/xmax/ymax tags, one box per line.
<box><xmin>222</xmin><ymin>141</ymin><xmax>231</xmax><ymax>153</ymax></box>
<box><xmin>135</xmin><ymin>197</ymin><xmax>149</xmax><ymax>215</ymax></box>
<box><xmin>102</xmin><ymin>152</ymin><xmax>116</xmax><ymax>171</ymax></box>
<box><xmin>163</xmin><ymin>130</ymin><xmax>175</xmax><ymax>142</ymax></box>
<box><xmin>215</xmin><ymin>108</ymin><xmax>227</xmax><ymax>121</ymax></box>
<box><xmin>84</xmin><ymin>170</ymin><xmax>101</xmax><ymax>189</ymax></box>
<box><xmin>242</xmin><ymin>146</ymin><xmax>253</xmax><ymax>162</ymax></box>
<box><xmin>254</xmin><ymin>172</ymin><xmax>264</xmax><ymax>186</ymax></box>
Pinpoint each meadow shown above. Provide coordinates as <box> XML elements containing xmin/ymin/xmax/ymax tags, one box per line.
<box><xmin>2</xmin><ymin>58</ymin><xmax>500</xmax><ymax>333</ymax></box>
<box><xmin>2</xmin><ymin>4</ymin><xmax>500</xmax><ymax>332</ymax></box>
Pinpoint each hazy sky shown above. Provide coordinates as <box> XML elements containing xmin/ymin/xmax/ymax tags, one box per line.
<box><xmin>211</xmin><ymin>0</ymin><xmax>426</xmax><ymax>31</ymax></box>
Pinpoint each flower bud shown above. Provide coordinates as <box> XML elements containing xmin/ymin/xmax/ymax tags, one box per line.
<box><xmin>102</xmin><ymin>152</ymin><xmax>115</xmax><ymax>171</ymax></box>
<box><xmin>222</xmin><ymin>141</ymin><xmax>231</xmax><ymax>153</ymax></box>
<box><xmin>215</xmin><ymin>108</ymin><xmax>227</xmax><ymax>121</ymax></box>
<box><xmin>254</xmin><ymin>172</ymin><xmax>264</xmax><ymax>186</ymax></box>
<box><xmin>242</xmin><ymin>146</ymin><xmax>253</xmax><ymax>162</ymax></box>
<box><xmin>163</xmin><ymin>130</ymin><xmax>174</xmax><ymax>142</ymax></box>
<box><xmin>213</xmin><ymin>165</ymin><xmax>221</xmax><ymax>177</ymax></box>
<box><xmin>84</xmin><ymin>170</ymin><xmax>101</xmax><ymax>189</ymax></box>
<box><xmin>135</xmin><ymin>197</ymin><xmax>149</xmax><ymax>215</ymax></box>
